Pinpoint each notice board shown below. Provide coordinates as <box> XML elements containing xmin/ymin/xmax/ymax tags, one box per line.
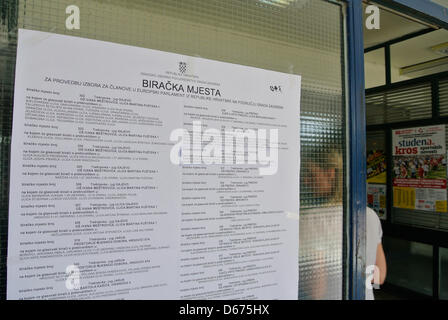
<box><xmin>392</xmin><ymin>125</ymin><xmax>447</xmax><ymax>213</ymax></box>
<box><xmin>7</xmin><ymin>29</ymin><xmax>301</xmax><ymax>300</ymax></box>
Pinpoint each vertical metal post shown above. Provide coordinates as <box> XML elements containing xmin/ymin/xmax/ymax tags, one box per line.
<box><xmin>385</xmin><ymin>45</ymin><xmax>391</xmax><ymax>85</ymax></box>
<box><xmin>345</xmin><ymin>0</ymin><xmax>367</xmax><ymax>300</ymax></box>
<box><xmin>386</xmin><ymin>127</ymin><xmax>393</xmax><ymax>224</ymax></box>
<box><xmin>431</xmin><ymin>78</ymin><xmax>440</xmax><ymax>300</ymax></box>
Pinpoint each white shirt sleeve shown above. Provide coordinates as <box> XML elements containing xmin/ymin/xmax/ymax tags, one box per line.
<box><xmin>367</xmin><ymin>207</ymin><xmax>383</xmax><ymax>244</ymax></box>
<box><xmin>366</xmin><ymin>207</ymin><xmax>383</xmax><ymax>300</ymax></box>
<box><xmin>375</xmin><ymin>210</ymin><xmax>383</xmax><ymax>244</ymax></box>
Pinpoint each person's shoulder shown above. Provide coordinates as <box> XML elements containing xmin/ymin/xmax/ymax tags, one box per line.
<box><xmin>366</xmin><ymin>206</ymin><xmax>377</xmax><ymax>216</ymax></box>
<box><xmin>366</xmin><ymin>207</ymin><xmax>381</xmax><ymax>224</ymax></box>
<box><xmin>366</xmin><ymin>206</ymin><xmax>383</xmax><ymax>240</ymax></box>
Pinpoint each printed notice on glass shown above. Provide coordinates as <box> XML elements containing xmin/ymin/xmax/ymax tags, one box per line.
<box><xmin>8</xmin><ymin>29</ymin><xmax>301</xmax><ymax>300</ymax></box>
<box><xmin>392</xmin><ymin>125</ymin><xmax>447</xmax><ymax>212</ymax></box>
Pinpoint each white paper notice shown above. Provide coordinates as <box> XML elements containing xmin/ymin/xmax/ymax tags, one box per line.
<box><xmin>8</xmin><ymin>29</ymin><xmax>301</xmax><ymax>300</ymax></box>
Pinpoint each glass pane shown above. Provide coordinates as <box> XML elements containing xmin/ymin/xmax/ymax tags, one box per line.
<box><xmin>366</xmin><ymin>130</ymin><xmax>387</xmax><ymax>220</ymax></box>
<box><xmin>365</xmin><ymin>48</ymin><xmax>385</xmax><ymax>89</ymax></box>
<box><xmin>390</xmin><ymin>29</ymin><xmax>448</xmax><ymax>83</ymax></box>
<box><xmin>439</xmin><ymin>79</ymin><xmax>448</xmax><ymax>117</ymax></box>
<box><xmin>366</xmin><ymin>83</ymin><xmax>432</xmax><ymax>126</ymax></box>
<box><xmin>363</xmin><ymin>3</ymin><xmax>428</xmax><ymax>49</ymax></box>
<box><xmin>440</xmin><ymin>247</ymin><xmax>448</xmax><ymax>300</ymax></box>
<box><xmin>383</xmin><ymin>236</ymin><xmax>433</xmax><ymax>296</ymax></box>
<box><xmin>392</xmin><ymin>124</ymin><xmax>448</xmax><ymax>231</ymax></box>
<box><xmin>0</xmin><ymin>0</ymin><xmax>347</xmax><ymax>299</ymax></box>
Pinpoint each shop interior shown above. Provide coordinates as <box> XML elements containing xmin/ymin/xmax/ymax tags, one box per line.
<box><xmin>363</xmin><ymin>1</ymin><xmax>448</xmax><ymax>300</ymax></box>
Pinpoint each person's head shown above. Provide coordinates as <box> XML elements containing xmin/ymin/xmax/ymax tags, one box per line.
<box><xmin>302</xmin><ymin>148</ymin><xmax>342</xmax><ymax>205</ymax></box>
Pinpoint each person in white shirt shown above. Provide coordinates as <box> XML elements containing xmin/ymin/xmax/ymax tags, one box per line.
<box><xmin>366</xmin><ymin>207</ymin><xmax>387</xmax><ymax>300</ymax></box>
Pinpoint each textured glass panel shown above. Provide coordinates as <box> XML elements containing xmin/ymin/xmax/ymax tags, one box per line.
<box><xmin>392</xmin><ymin>124</ymin><xmax>448</xmax><ymax>232</ymax></box>
<box><xmin>366</xmin><ymin>83</ymin><xmax>432</xmax><ymax>125</ymax></box>
<box><xmin>0</xmin><ymin>0</ymin><xmax>346</xmax><ymax>299</ymax></box>
<box><xmin>383</xmin><ymin>237</ymin><xmax>433</xmax><ymax>296</ymax></box>
<box><xmin>299</xmin><ymin>91</ymin><xmax>344</xmax><ymax>300</ymax></box>
<box><xmin>440</xmin><ymin>247</ymin><xmax>448</xmax><ymax>300</ymax></box>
